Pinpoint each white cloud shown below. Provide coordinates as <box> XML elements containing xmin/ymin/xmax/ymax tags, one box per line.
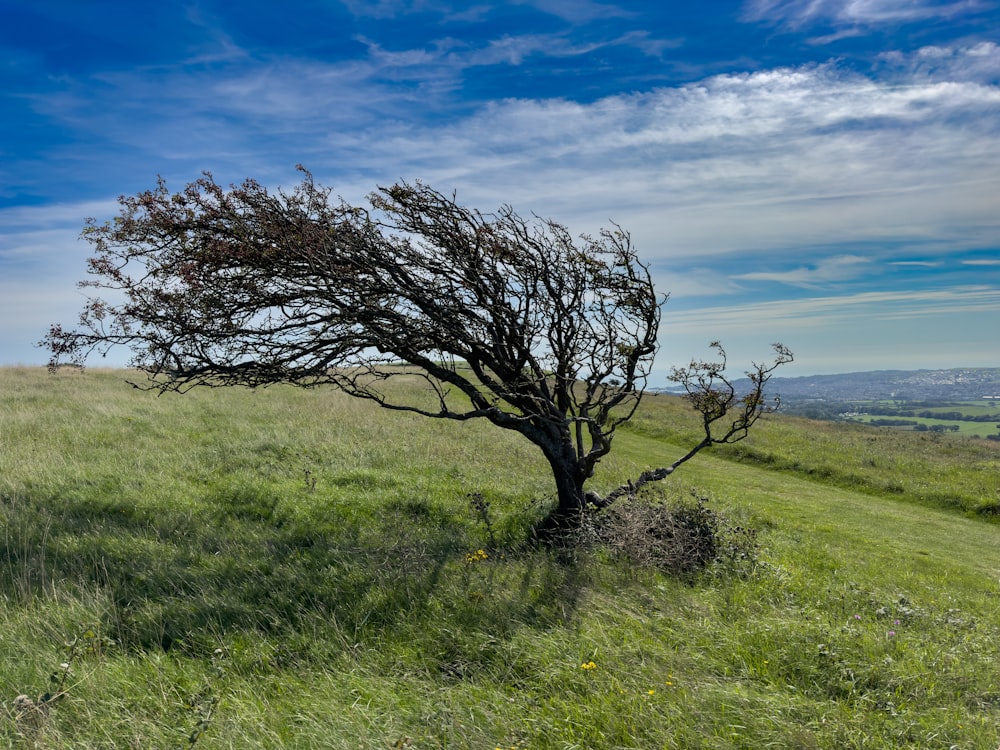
<box><xmin>0</xmin><ymin>217</ymin><xmax>101</xmax><ymax>366</ymax></box>
<box><xmin>656</xmin><ymin>284</ymin><xmax>1000</xmax><ymax>373</ymax></box>
<box><xmin>744</xmin><ymin>0</ymin><xmax>993</xmax><ymax>29</ymax></box>
<box><xmin>350</xmin><ymin>54</ymin><xmax>1000</xmax><ymax>262</ymax></box>
<box><xmin>513</xmin><ymin>0</ymin><xmax>634</xmax><ymax>21</ymax></box>
<box><xmin>10</xmin><ymin>38</ymin><xmax>1000</xmax><ymax>371</ymax></box>
<box><xmin>22</xmin><ymin>45</ymin><xmax>1000</xmax><ymax>262</ymax></box>
<box><xmin>735</xmin><ymin>254</ymin><xmax>872</xmax><ymax>286</ymax></box>
<box><xmin>653</xmin><ymin>267</ymin><xmax>745</xmax><ymax>299</ymax></box>
<box><xmin>8</xmin><ymin>1</ymin><xmax>1000</xmax><ymax>376</ymax></box>
<box><xmin>0</xmin><ymin>200</ymin><xmax>117</xmax><ymax>232</ymax></box>
<box><xmin>878</xmin><ymin>41</ymin><xmax>1000</xmax><ymax>83</ymax></box>
<box><xmin>667</xmin><ymin>287</ymin><xmax>1000</xmax><ymax>332</ymax></box>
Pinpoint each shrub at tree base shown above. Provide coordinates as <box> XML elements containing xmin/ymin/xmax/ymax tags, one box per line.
<box><xmin>580</xmin><ymin>489</ymin><xmax>760</xmax><ymax>577</ymax></box>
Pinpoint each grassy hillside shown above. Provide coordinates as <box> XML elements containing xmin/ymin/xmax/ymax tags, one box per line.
<box><xmin>625</xmin><ymin>394</ymin><xmax>1000</xmax><ymax>516</ymax></box>
<box><xmin>2</xmin><ymin>368</ymin><xmax>999</xmax><ymax>749</ymax></box>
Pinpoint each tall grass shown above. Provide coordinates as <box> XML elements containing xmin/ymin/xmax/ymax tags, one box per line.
<box><xmin>2</xmin><ymin>367</ymin><xmax>999</xmax><ymax>748</ymax></box>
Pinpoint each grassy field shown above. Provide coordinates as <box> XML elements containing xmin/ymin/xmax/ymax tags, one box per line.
<box><xmin>2</xmin><ymin>367</ymin><xmax>999</xmax><ymax>749</ymax></box>
<box><xmin>847</xmin><ymin>417</ymin><xmax>989</xmax><ymax>438</ymax></box>
<box><xmin>838</xmin><ymin>400</ymin><xmax>1000</xmax><ymax>439</ymax></box>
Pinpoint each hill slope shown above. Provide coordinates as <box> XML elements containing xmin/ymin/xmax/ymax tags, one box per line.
<box><xmin>1</xmin><ymin>368</ymin><xmax>998</xmax><ymax>748</ymax></box>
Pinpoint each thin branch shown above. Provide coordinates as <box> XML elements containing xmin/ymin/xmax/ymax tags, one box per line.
<box><xmin>599</xmin><ymin>343</ymin><xmax>794</xmax><ymax>505</ymax></box>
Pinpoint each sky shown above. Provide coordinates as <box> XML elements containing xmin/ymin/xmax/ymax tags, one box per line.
<box><xmin>1</xmin><ymin>0</ymin><xmax>998</xmax><ymax>381</ymax></box>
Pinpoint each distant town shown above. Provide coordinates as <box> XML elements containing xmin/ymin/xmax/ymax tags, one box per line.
<box><xmin>740</xmin><ymin>367</ymin><xmax>1000</xmax><ymax>403</ymax></box>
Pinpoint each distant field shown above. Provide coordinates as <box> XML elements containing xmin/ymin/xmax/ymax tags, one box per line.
<box><xmin>839</xmin><ymin>399</ymin><xmax>1000</xmax><ymax>438</ymax></box>
<box><xmin>2</xmin><ymin>368</ymin><xmax>999</xmax><ymax>748</ymax></box>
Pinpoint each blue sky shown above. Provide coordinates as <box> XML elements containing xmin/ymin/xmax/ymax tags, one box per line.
<box><xmin>1</xmin><ymin>0</ymin><xmax>998</xmax><ymax>379</ymax></box>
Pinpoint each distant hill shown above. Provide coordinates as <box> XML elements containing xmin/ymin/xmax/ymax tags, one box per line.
<box><xmin>735</xmin><ymin>367</ymin><xmax>1000</xmax><ymax>403</ymax></box>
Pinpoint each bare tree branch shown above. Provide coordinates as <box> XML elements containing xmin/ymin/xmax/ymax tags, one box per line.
<box><xmin>598</xmin><ymin>342</ymin><xmax>794</xmax><ymax>506</ymax></box>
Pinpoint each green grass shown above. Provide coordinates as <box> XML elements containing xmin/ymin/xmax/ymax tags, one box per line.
<box><xmin>625</xmin><ymin>393</ymin><xmax>1000</xmax><ymax>515</ymax></box>
<box><xmin>849</xmin><ymin>415</ymin><xmax>997</xmax><ymax>438</ymax></box>
<box><xmin>835</xmin><ymin>399</ymin><xmax>1000</xmax><ymax>439</ymax></box>
<box><xmin>2</xmin><ymin>368</ymin><xmax>999</xmax><ymax>748</ymax></box>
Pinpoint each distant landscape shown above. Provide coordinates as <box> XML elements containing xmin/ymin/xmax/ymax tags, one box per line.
<box><xmin>746</xmin><ymin>367</ymin><xmax>1000</xmax><ymax>402</ymax></box>
<box><xmin>731</xmin><ymin>367</ymin><xmax>1000</xmax><ymax>439</ymax></box>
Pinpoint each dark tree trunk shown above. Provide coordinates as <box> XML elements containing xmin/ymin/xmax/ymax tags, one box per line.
<box><xmin>537</xmin><ymin>442</ymin><xmax>589</xmax><ymax>534</ymax></box>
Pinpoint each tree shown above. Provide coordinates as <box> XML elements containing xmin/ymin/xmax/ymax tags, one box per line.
<box><xmin>43</xmin><ymin>168</ymin><xmax>792</xmax><ymax>528</ymax></box>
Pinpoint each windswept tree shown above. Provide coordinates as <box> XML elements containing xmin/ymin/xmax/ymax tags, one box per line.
<box><xmin>44</xmin><ymin>169</ymin><xmax>791</xmax><ymax>527</ymax></box>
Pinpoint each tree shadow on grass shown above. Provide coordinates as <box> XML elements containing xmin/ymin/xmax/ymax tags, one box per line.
<box><xmin>0</xmin><ymin>485</ymin><xmax>587</xmax><ymax>667</ymax></box>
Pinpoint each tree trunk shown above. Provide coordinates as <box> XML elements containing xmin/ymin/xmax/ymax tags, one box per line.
<box><xmin>538</xmin><ymin>443</ymin><xmax>589</xmax><ymax>534</ymax></box>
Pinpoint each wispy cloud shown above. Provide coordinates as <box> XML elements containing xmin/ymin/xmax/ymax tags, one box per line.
<box><xmin>339</xmin><ymin>0</ymin><xmax>634</xmax><ymax>24</ymax></box>
<box><xmin>357</xmin><ymin>30</ymin><xmax>637</xmax><ymax>70</ymax></box>
<box><xmin>5</xmin><ymin>2</ymin><xmax>998</xmax><ymax>372</ymax></box>
<box><xmin>658</xmin><ymin>284</ymin><xmax>1000</xmax><ymax>374</ymax></box>
<box><xmin>338</xmin><ymin>0</ymin><xmax>450</xmax><ymax>20</ymax></box>
<box><xmin>655</xmin><ymin>267</ymin><xmax>745</xmax><ymax>299</ymax></box>
<box><xmin>20</xmin><ymin>44</ymin><xmax>1000</xmax><ymax>260</ymax></box>
<box><xmin>179</xmin><ymin>5</ymin><xmax>251</xmax><ymax>65</ymax></box>
<box><xmin>735</xmin><ymin>255</ymin><xmax>872</xmax><ymax>286</ymax></box>
<box><xmin>668</xmin><ymin>287</ymin><xmax>1000</xmax><ymax>332</ymax></box>
<box><xmin>517</xmin><ymin>0</ymin><xmax>634</xmax><ymax>22</ymax></box>
<box><xmin>744</xmin><ymin>0</ymin><xmax>993</xmax><ymax>29</ymax></box>
<box><xmin>878</xmin><ymin>41</ymin><xmax>1000</xmax><ymax>83</ymax></box>
<box><xmin>357</xmin><ymin>51</ymin><xmax>1000</xmax><ymax>261</ymax></box>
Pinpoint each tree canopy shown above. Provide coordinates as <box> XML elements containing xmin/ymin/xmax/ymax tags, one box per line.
<box><xmin>44</xmin><ymin>168</ymin><xmax>791</xmax><ymax>525</ymax></box>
